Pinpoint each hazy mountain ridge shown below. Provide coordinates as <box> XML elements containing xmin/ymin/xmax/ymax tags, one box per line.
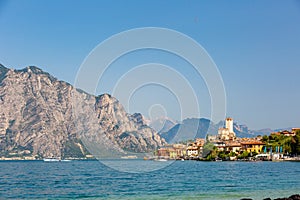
<box><xmin>159</xmin><ymin>118</ymin><xmax>284</xmax><ymax>143</ymax></box>
<box><xmin>0</xmin><ymin>65</ymin><xmax>165</xmax><ymax>158</ymax></box>
<box><xmin>149</xmin><ymin>117</ymin><xmax>177</xmax><ymax>133</ymax></box>
<box><xmin>160</xmin><ymin>118</ymin><xmax>219</xmax><ymax>143</ymax></box>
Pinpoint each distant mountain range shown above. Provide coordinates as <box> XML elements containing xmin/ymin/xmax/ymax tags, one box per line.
<box><xmin>157</xmin><ymin>117</ymin><xmax>290</xmax><ymax>143</ymax></box>
<box><xmin>0</xmin><ymin>64</ymin><xmax>165</xmax><ymax>159</ymax></box>
<box><xmin>149</xmin><ymin>117</ymin><xmax>177</xmax><ymax>133</ymax></box>
<box><xmin>159</xmin><ymin>118</ymin><xmax>215</xmax><ymax>143</ymax></box>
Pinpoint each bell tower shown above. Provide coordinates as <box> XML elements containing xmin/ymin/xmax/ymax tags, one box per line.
<box><xmin>226</xmin><ymin>117</ymin><xmax>234</xmax><ymax>133</ymax></box>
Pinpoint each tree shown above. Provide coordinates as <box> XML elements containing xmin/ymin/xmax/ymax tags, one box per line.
<box><xmin>202</xmin><ymin>142</ymin><xmax>215</xmax><ymax>158</ymax></box>
<box><xmin>228</xmin><ymin>151</ymin><xmax>236</xmax><ymax>157</ymax></box>
<box><xmin>262</xmin><ymin>133</ymin><xmax>295</xmax><ymax>155</ymax></box>
<box><xmin>238</xmin><ymin>151</ymin><xmax>249</xmax><ymax>159</ymax></box>
<box><xmin>202</xmin><ymin>141</ymin><xmax>219</xmax><ymax>160</ymax></box>
<box><xmin>218</xmin><ymin>151</ymin><xmax>226</xmax><ymax>160</ymax></box>
<box><xmin>262</xmin><ymin>135</ymin><xmax>269</xmax><ymax>142</ymax></box>
<box><xmin>291</xmin><ymin>130</ymin><xmax>300</xmax><ymax>155</ymax></box>
<box><xmin>206</xmin><ymin>153</ymin><xmax>217</xmax><ymax>161</ymax></box>
<box><xmin>283</xmin><ymin>136</ymin><xmax>292</xmax><ymax>154</ymax></box>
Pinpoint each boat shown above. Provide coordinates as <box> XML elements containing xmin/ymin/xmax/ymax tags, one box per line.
<box><xmin>284</xmin><ymin>157</ymin><xmax>300</xmax><ymax>162</ymax></box>
<box><xmin>120</xmin><ymin>155</ymin><xmax>138</xmax><ymax>159</ymax></box>
<box><xmin>43</xmin><ymin>158</ymin><xmax>72</xmax><ymax>162</ymax></box>
<box><xmin>154</xmin><ymin>158</ymin><xmax>168</xmax><ymax>162</ymax></box>
<box><xmin>43</xmin><ymin>158</ymin><xmax>60</xmax><ymax>162</ymax></box>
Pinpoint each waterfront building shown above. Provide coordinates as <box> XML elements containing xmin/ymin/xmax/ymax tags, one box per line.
<box><xmin>173</xmin><ymin>143</ymin><xmax>187</xmax><ymax>158</ymax></box>
<box><xmin>292</xmin><ymin>128</ymin><xmax>300</xmax><ymax>134</ymax></box>
<box><xmin>224</xmin><ymin>141</ymin><xmax>241</xmax><ymax>153</ymax></box>
<box><xmin>157</xmin><ymin>144</ymin><xmax>187</xmax><ymax>159</ymax></box>
<box><xmin>186</xmin><ymin>146</ymin><xmax>199</xmax><ymax>158</ymax></box>
<box><xmin>157</xmin><ymin>147</ymin><xmax>169</xmax><ymax>158</ymax></box>
<box><xmin>195</xmin><ymin>138</ymin><xmax>205</xmax><ymax>146</ymax></box>
<box><xmin>213</xmin><ymin>141</ymin><xmax>226</xmax><ymax>151</ymax></box>
<box><xmin>271</xmin><ymin>130</ymin><xmax>296</xmax><ymax>137</ymax></box>
<box><xmin>240</xmin><ymin>141</ymin><xmax>265</xmax><ymax>153</ymax></box>
<box><xmin>185</xmin><ymin>139</ymin><xmax>205</xmax><ymax>158</ymax></box>
<box><xmin>168</xmin><ymin>148</ymin><xmax>177</xmax><ymax>159</ymax></box>
<box><xmin>170</xmin><ymin>145</ymin><xmax>187</xmax><ymax>159</ymax></box>
<box><xmin>271</xmin><ymin>132</ymin><xmax>281</xmax><ymax>136</ymax></box>
<box><xmin>280</xmin><ymin>130</ymin><xmax>295</xmax><ymax>137</ymax></box>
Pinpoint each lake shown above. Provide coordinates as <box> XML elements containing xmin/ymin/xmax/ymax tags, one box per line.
<box><xmin>0</xmin><ymin>160</ymin><xmax>299</xmax><ymax>199</ymax></box>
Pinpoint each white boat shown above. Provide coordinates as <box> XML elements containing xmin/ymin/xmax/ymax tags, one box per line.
<box><xmin>121</xmin><ymin>155</ymin><xmax>138</xmax><ymax>159</ymax></box>
<box><xmin>43</xmin><ymin>158</ymin><xmax>60</xmax><ymax>162</ymax></box>
<box><xmin>154</xmin><ymin>158</ymin><xmax>168</xmax><ymax>162</ymax></box>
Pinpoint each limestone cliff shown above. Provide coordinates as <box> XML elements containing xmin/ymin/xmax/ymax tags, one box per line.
<box><xmin>0</xmin><ymin>65</ymin><xmax>165</xmax><ymax>158</ymax></box>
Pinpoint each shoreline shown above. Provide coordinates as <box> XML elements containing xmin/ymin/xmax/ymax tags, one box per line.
<box><xmin>0</xmin><ymin>157</ymin><xmax>97</xmax><ymax>161</ymax></box>
<box><xmin>1</xmin><ymin>157</ymin><xmax>300</xmax><ymax>162</ymax></box>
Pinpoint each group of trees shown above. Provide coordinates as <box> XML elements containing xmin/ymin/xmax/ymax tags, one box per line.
<box><xmin>292</xmin><ymin>131</ymin><xmax>300</xmax><ymax>154</ymax></box>
<box><xmin>261</xmin><ymin>130</ymin><xmax>300</xmax><ymax>155</ymax></box>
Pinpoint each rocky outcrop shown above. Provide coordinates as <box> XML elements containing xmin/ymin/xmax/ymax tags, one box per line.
<box><xmin>240</xmin><ymin>194</ymin><xmax>300</xmax><ymax>200</ymax></box>
<box><xmin>92</xmin><ymin>94</ymin><xmax>165</xmax><ymax>154</ymax></box>
<box><xmin>0</xmin><ymin>65</ymin><xmax>165</xmax><ymax>158</ymax></box>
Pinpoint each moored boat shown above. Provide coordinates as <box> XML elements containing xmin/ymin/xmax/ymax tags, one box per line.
<box><xmin>154</xmin><ymin>158</ymin><xmax>168</xmax><ymax>162</ymax></box>
<box><xmin>121</xmin><ymin>155</ymin><xmax>138</xmax><ymax>159</ymax></box>
<box><xmin>43</xmin><ymin>158</ymin><xmax>60</xmax><ymax>162</ymax></box>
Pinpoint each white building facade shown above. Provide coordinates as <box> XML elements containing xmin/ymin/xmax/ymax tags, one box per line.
<box><xmin>218</xmin><ymin>117</ymin><xmax>236</xmax><ymax>140</ymax></box>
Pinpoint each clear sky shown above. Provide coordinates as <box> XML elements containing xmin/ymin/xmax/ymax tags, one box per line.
<box><xmin>0</xmin><ymin>0</ymin><xmax>300</xmax><ymax>129</ymax></box>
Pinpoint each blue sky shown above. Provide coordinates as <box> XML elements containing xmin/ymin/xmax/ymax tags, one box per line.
<box><xmin>0</xmin><ymin>0</ymin><xmax>300</xmax><ymax>129</ymax></box>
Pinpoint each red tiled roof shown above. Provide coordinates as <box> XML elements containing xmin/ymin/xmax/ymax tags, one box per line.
<box><xmin>225</xmin><ymin>143</ymin><xmax>241</xmax><ymax>147</ymax></box>
<box><xmin>241</xmin><ymin>141</ymin><xmax>265</xmax><ymax>145</ymax></box>
<box><xmin>187</xmin><ymin>146</ymin><xmax>198</xmax><ymax>150</ymax></box>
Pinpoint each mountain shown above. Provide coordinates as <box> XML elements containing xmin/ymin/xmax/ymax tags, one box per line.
<box><xmin>149</xmin><ymin>117</ymin><xmax>177</xmax><ymax>133</ymax></box>
<box><xmin>160</xmin><ymin>118</ymin><xmax>220</xmax><ymax>143</ymax></box>
<box><xmin>0</xmin><ymin>65</ymin><xmax>165</xmax><ymax>159</ymax></box>
<box><xmin>248</xmin><ymin>128</ymin><xmax>273</xmax><ymax>136</ymax></box>
<box><xmin>159</xmin><ymin>118</ymin><xmax>269</xmax><ymax>143</ymax></box>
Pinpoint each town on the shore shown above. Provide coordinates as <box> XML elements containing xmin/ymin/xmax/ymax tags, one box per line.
<box><xmin>1</xmin><ymin>117</ymin><xmax>299</xmax><ymax>162</ymax></box>
<box><xmin>155</xmin><ymin>118</ymin><xmax>300</xmax><ymax>161</ymax></box>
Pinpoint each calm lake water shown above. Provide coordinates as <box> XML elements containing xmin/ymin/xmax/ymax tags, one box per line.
<box><xmin>0</xmin><ymin>160</ymin><xmax>299</xmax><ymax>199</ymax></box>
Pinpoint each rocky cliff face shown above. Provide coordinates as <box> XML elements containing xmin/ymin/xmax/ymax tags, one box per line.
<box><xmin>0</xmin><ymin>65</ymin><xmax>165</xmax><ymax>158</ymax></box>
